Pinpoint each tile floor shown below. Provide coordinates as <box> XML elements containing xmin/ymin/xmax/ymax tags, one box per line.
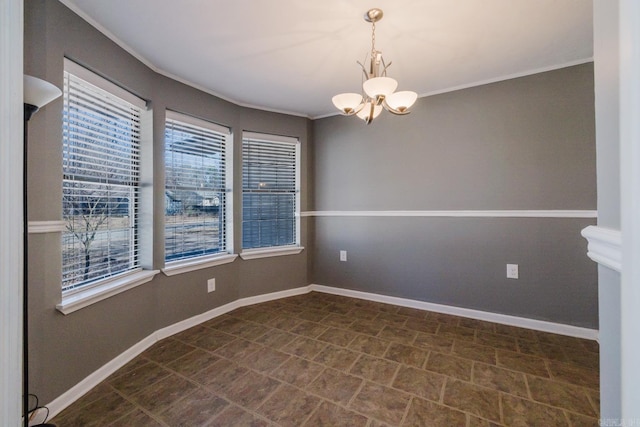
<box><xmin>51</xmin><ymin>292</ymin><xmax>600</xmax><ymax>426</ymax></box>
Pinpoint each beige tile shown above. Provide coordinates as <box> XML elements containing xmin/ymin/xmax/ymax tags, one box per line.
<box><xmin>517</xmin><ymin>339</ymin><xmax>568</xmax><ymax>362</ymax></box>
<box><xmin>208</xmin><ymin>404</ymin><xmax>269</xmax><ymax>427</ymax></box>
<box><xmin>494</xmin><ymin>324</ymin><xmax>538</xmax><ymax>341</ymax></box>
<box><xmin>527</xmin><ymin>375</ymin><xmax>598</xmax><ymax>417</ymax></box>
<box><xmin>142</xmin><ymin>338</ymin><xmax>197</xmax><ymax>365</ymax></box>
<box><xmin>426</xmin><ymin>312</ymin><xmax>461</xmax><ymax>325</ymax></box>
<box><xmin>257</xmin><ymin>383</ymin><xmax>320</xmax><ymax>427</ymax></box>
<box><xmin>190</xmin><ymin>329</ymin><xmax>236</xmax><ymax>352</ymax></box>
<box><xmin>565</xmin><ymin>411</ymin><xmax>600</xmax><ymax>426</ymax></box>
<box><xmin>348</xmin><ymin>334</ymin><xmax>391</xmax><ymax>357</ymax></box>
<box><xmin>563</xmin><ymin>346</ymin><xmax>600</xmax><ymax>370</ymax></box>
<box><xmin>396</xmin><ymin>307</ymin><xmax>428</xmax><ymax>319</ymax></box>
<box><xmin>198</xmin><ymin>358</ymin><xmax>249</xmax><ymax>391</ymax></box>
<box><xmin>501</xmin><ymin>394</ymin><xmax>569</xmax><ymax>427</ymax></box>
<box><xmin>313</xmin><ymin>344</ymin><xmax>360</xmax><ymax>371</ymax></box>
<box><xmin>547</xmin><ymin>359</ymin><xmax>599</xmax><ymax>390</ymax></box>
<box><xmin>384</xmin><ymin>342</ymin><xmax>428</xmax><ymax>368</ymax></box>
<box><xmin>265</xmin><ymin>314</ymin><xmax>303</xmax><ymax>331</ymax></box>
<box><xmin>350</xmin><ymin>354</ymin><xmax>399</xmax><ymax>385</ymax></box>
<box><xmin>321</xmin><ymin>312</ymin><xmax>355</xmax><ymax>328</ymax></box>
<box><xmin>404</xmin><ymin>317</ymin><xmax>439</xmax><ymax>334</ymax></box>
<box><xmin>346</xmin><ymin>308</ymin><xmax>380</xmax><ymax>321</ymax></box>
<box><xmin>392</xmin><ymin>365</ymin><xmax>445</xmax><ymax>401</ymax></box>
<box><xmin>378</xmin><ymin>325</ymin><xmax>418</xmax><ymax>344</ymax></box>
<box><xmin>476</xmin><ymin>331</ymin><xmax>518</xmax><ymax>351</ymax></box>
<box><xmin>349</xmin><ymin>318</ymin><xmax>386</xmax><ymax>335</ymax></box>
<box><xmin>472</xmin><ymin>362</ymin><xmax>528</xmax><ymax>398</ymax></box>
<box><xmin>458</xmin><ymin>318</ymin><xmax>497</xmax><ymax>332</ymax></box>
<box><xmin>166</xmin><ymin>348</ymin><xmax>220</xmax><ymax>379</ymax></box>
<box><xmin>424</xmin><ymin>351</ymin><xmax>472</xmax><ymax>381</ymax></box>
<box><xmin>307</xmin><ymin>368</ymin><xmax>363</xmax><ymax>405</ymax></box>
<box><xmin>452</xmin><ymin>340</ymin><xmax>497</xmax><ymax>364</ymax></box>
<box><xmin>443</xmin><ymin>378</ymin><xmax>501</xmax><ymax>423</ymax></box>
<box><xmin>437</xmin><ymin>324</ymin><xmax>477</xmax><ymax>342</ymax></box>
<box><xmin>496</xmin><ymin>349</ymin><xmax>549</xmax><ymax>377</ymax></box>
<box><xmin>223</xmin><ymin>370</ymin><xmax>281</xmax><ymax>410</ymax></box>
<box><xmin>290</xmin><ymin>320</ymin><xmax>329</xmax><ymax>338</ymax></box>
<box><xmin>350</xmin><ymin>382</ymin><xmax>411</xmax><ymax>425</ymax></box>
<box><xmin>303</xmin><ymin>400</ymin><xmax>368</xmax><ymax>427</ymax></box>
<box><xmin>316</xmin><ymin>327</ymin><xmax>359</xmax><ymax>347</ymax></box>
<box><xmin>375</xmin><ymin>311</ymin><xmax>410</xmax><ymax>327</ymax></box>
<box><xmin>108</xmin><ymin>361</ymin><xmax>172</xmax><ymax>396</ymax></box>
<box><xmin>232</xmin><ymin>322</ymin><xmax>271</xmax><ymax>340</ymax></box>
<box><xmin>51</xmin><ymin>390</ymin><xmax>137</xmax><ymax>427</ymax></box>
<box><xmin>253</xmin><ymin>328</ymin><xmax>297</xmax><ymax>350</ymax></box>
<box><xmin>402</xmin><ymin>397</ymin><xmax>467</xmax><ymax>427</ymax></box>
<box><xmin>413</xmin><ymin>332</ymin><xmax>454</xmax><ymax>353</ymax></box>
<box><xmin>131</xmin><ymin>374</ymin><xmax>198</xmax><ymax>414</ymax></box>
<box><xmin>214</xmin><ymin>338</ymin><xmax>262</xmax><ymax>360</ymax></box>
<box><xmin>159</xmin><ymin>387</ymin><xmax>228</xmax><ymax>426</ymax></box>
<box><xmin>281</xmin><ymin>336</ymin><xmax>327</xmax><ymax>360</ymax></box>
<box><xmin>240</xmin><ymin>346</ymin><xmax>290</xmax><ymax>373</ymax></box>
<box><xmin>109</xmin><ymin>408</ymin><xmax>164</xmax><ymax>427</ymax></box>
<box><xmin>271</xmin><ymin>356</ymin><xmax>325</xmax><ymax>388</ymax></box>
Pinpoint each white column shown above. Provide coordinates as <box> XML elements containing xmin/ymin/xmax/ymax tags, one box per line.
<box><xmin>0</xmin><ymin>0</ymin><xmax>24</xmax><ymax>425</ymax></box>
<box><xmin>619</xmin><ymin>0</ymin><xmax>640</xmax><ymax>420</ymax></box>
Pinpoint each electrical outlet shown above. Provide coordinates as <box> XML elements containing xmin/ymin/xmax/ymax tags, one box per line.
<box><xmin>340</xmin><ymin>250</ymin><xmax>347</xmax><ymax>262</ymax></box>
<box><xmin>506</xmin><ymin>264</ymin><xmax>519</xmax><ymax>279</ymax></box>
<box><xmin>207</xmin><ymin>278</ymin><xmax>216</xmax><ymax>292</ymax></box>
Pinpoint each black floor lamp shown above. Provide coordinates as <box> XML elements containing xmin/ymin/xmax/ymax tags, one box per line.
<box><xmin>23</xmin><ymin>75</ymin><xmax>61</xmax><ymax>427</ymax></box>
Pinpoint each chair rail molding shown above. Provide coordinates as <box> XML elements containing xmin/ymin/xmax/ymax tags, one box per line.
<box><xmin>581</xmin><ymin>225</ymin><xmax>622</xmax><ymax>272</ymax></box>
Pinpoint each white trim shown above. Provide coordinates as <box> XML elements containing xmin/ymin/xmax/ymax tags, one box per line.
<box><xmin>309</xmin><ymin>284</ymin><xmax>599</xmax><ymax>341</ymax></box>
<box><xmin>162</xmin><ymin>254</ymin><xmax>238</xmax><ymax>276</ymax></box>
<box><xmin>28</xmin><ymin>220</ymin><xmax>66</xmax><ymax>233</ymax></box>
<box><xmin>0</xmin><ymin>0</ymin><xmax>24</xmax><ymax>424</ymax></box>
<box><xmin>239</xmin><ymin>246</ymin><xmax>305</xmax><ymax>260</ymax></box>
<box><xmin>581</xmin><ymin>225</ymin><xmax>622</xmax><ymax>272</ymax></box>
<box><xmin>302</xmin><ymin>210</ymin><xmax>598</xmax><ymax>218</ymax></box>
<box><xmin>619</xmin><ymin>0</ymin><xmax>640</xmax><ymax>417</ymax></box>
<box><xmin>56</xmin><ymin>270</ymin><xmax>160</xmax><ymax>315</ymax></box>
<box><xmin>43</xmin><ymin>283</ymin><xmax>598</xmax><ymax>419</ymax></box>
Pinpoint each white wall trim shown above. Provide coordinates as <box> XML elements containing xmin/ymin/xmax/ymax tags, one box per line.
<box><xmin>28</xmin><ymin>220</ymin><xmax>66</xmax><ymax>233</ymax></box>
<box><xmin>302</xmin><ymin>210</ymin><xmax>598</xmax><ymax>218</ymax></box>
<box><xmin>309</xmin><ymin>285</ymin><xmax>599</xmax><ymax>341</ymax></box>
<box><xmin>0</xmin><ymin>0</ymin><xmax>24</xmax><ymax>424</ymax></box>
<box><xmin>581</xmin><ymin>225</ymin><xmax>622</xmax><ymax>272</ymax></box>
<box><xmin>162</xmin><ymin>254</ymin><xmax>238</xmax><ymax>277</ymax></box>
<box><xmin>43</xmin><ymin>282</ymin><xmax>598</xmax><ymax>419</ymax></box>
<box><xmin>239</xmin><ymin>246</ymin><xmax>305</xmax><ymax>260</ymax></box>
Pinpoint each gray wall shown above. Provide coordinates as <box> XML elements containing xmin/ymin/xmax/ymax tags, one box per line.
<box><xmin>25</xmin><ymin>1</ymin><xmax>311</xmax><ymax>403</ymax></box>
<box><xmin>312</xmin><ymin>64</ymin><xmax>598</xmax><ymax>328</ymax></box>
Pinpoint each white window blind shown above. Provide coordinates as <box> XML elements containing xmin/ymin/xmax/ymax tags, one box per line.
<box><xmin>165</xmin><ymin>112</ymin><xmax>231</xmax><ymax>262</ymax></box>
<box><xmin>242</xmin><ymin>132</ymin><xmax>299</xmax><ymax>250</ymax></box>
<box><xmin>62</xmin><ymin>62</ymin><xmax>144</xmax><ymax>292</ymax></box>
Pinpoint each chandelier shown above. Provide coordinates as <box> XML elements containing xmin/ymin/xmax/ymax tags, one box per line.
<box><xmin>332</xmin><ymin>8</ymin><xmax>418</xmax><ymax>124</ymax></box>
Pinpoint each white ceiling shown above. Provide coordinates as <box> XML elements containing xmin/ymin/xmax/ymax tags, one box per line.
<box><xmin>59</xmin><ymin>0</ymin><xmax>593</xmax><ymax>119</ymax></box>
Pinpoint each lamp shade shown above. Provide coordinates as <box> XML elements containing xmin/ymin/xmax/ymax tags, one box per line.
<box><xmin>356</xmin><ymin>101</ymin><xmax>383</xmax><ymax>122</ymax></box>
<box><xmin>362</xmin><ymin>77</ymin><xmax>398</xmax><ymax>98</ymax></box>
<box><xmin>24</xmin><ymin>75</ymin><xmax>62</xmax><ymax>108</ymax></box>
<box><xmin>332</xmin><ymin>93</ymin><xmax>364</xmax><ymax>115</ymax></box>
<box><xmin>385</xmin><ymin>91</ymin><xmax>418</xmax><ymax>113</ymax></box>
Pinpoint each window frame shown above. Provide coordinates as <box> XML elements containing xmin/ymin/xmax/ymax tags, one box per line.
<box><xmin>240</xmin><ymin>131</ymin><xmax>303</xmax><ymax>260</ymax></box>
<box><xmin>162</xmin><ymin>110</ymin><xmax>237</xmax><ymax>276</ymax></box>
<box><xmin>57</xmin><ymin>58</ymin><xmax>158</xmax><ymax>315</ymax></box>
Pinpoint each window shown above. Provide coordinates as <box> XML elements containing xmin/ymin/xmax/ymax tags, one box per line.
<box><xmin>61</xmin><ymin>59</ymin><xmax>147</xmax><ymax>292</ymax></box>
<box><xmin>242</xmin><ymin>132</ymin><xmax>300</xmax><ymax>254</ymax></box>
<box><xmin>164</xmin><ymin>111</ymin><xmax>232</xmax><ymax>264</ymax></box>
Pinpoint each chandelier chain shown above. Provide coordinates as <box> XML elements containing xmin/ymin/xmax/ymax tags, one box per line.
<box><xmin>371</xmin><ymin>21</ymin><xmax>376</xmax><ymax>57</ymax></box>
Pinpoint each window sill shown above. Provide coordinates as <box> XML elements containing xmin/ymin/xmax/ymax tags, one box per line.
<box><xmin>56</xmin><ymin>270</ymin><xmax>160</xmax><ymax>315</ymax></box>
<box><xmin>240</xmin><ymin>246</ymin><xmax>304</xmax><ymax>260</ymax></box>
<box><xmin>162</xmin><ymin>253</ymin><xmax>238</xmax><ymax>276</ymax></box>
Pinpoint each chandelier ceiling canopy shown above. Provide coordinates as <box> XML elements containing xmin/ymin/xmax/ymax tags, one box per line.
<box><xmin>332</xmin><ymin>8</ymin><xmax>418</xmax><ymax>124</ymax></box>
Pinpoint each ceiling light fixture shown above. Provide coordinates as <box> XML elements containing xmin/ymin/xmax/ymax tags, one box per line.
<box><xmin>332</xmin><ymin>8</ymin><xmax>418</xmax><ymax>124</ymax></box>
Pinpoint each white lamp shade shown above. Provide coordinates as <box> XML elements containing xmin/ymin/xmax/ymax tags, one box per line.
<box><xmin>362</xmin><ymin>77</ymin><xmax>398</xmax><ymax>98</ymax></box>
<box><xmin>332</xmin><ymin>93</ymin><xmax>364</xmax><ymax>114</ymax></box>
<box><xmin>385</xmin><ymin>91</ymin><xmax>418</xmax><ymax>112</ymax></box>
<box><xmin>24</xmin><ymin>75</ymin><xmax>62</xmax><ymax>108</ymax></box>
<box><xmin>356</xmin><ymin>101</ymin><xmax>383</xmax><ymax>122</ymax></box>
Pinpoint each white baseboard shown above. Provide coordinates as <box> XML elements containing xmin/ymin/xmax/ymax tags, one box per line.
<box><xmin>44</xmin><ymin>283</ymin><xmax>598</xmax><ymax>419</ymax></box>
<box><xmin>309</xmin><ymin>284</ymin><xmax>599</xmax><ymax>341</ymax></box>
